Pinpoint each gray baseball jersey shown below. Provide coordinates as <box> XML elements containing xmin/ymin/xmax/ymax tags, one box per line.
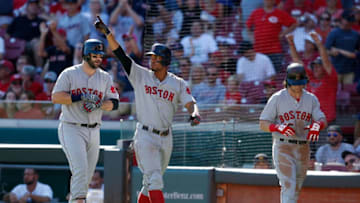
<box><xmin>52</xmin><ymin>65</ymin><xmax>119</xmax><ymax>124</ymax></box>
<box><xmin>260</xmin><ymin>88</ymin><xmax>325</xmax><ymax>140</ymax></box>
<box><xmin>128</xmin><ymin>61</ymin><xmax>195</xmax><ymax>129</ymax></box>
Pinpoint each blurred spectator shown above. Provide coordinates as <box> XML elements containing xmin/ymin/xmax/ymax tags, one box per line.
<box><xmin>168</xmin><ymin>41</ymin><xmax>184</xmax><ymax>75</ymax></box>
<box><xmin>6</xmin><ymin>0</ymin><xmax>46</xmax><ymax>67</ymax></box>
<box><xmin>109</xmin><ymin>58</ymin><xmax>133</xmax><ymax>93</ymax></box>
<box><xmin>353</xmin><ymin>7</ymin><xmax>360</xmax><ymax>33</ymax></box>
<box><xmin>2</xmin><ymin>168</ymin><xmax>53</xmax><ymax>203</ymax></box>
<box><xmin>286</xmin><ymin>32</ymin><xmax>337</xmax><ymax>123</ymax></box>
<box><xmin>86</xmin><ymin>170</ymin><xmax>104</xmax><ymax>203</ymax></box>
<box><xmin>146</xmin><ymin>3</ymin><xmax>172</xmax><ymax>43</ymax></box>
<box><xmin>15</xmin><ymin>54</ymin><xmax>31</xmax><ymax>73</ymax></box>
<box><xmin>0</xmin><ymin>60</ymin><xmax>15</xmax><ymax>97</ymax></box>
<box><xmin>122</xmin><ymin>27</ymin><xmax>142</xmax><ymax>63</ymax></box>
<box><xmin>57</xmin><ymin>0</ymin><xmax>90</xmax><ymax>48</ymax></box>
<box><xmin>260</xmin><ymin>80</ymin><xmax>277</xmax><ymax>104</ymax></box>
<box><xmin>192</xmin><ymin>65</ymin><xmax>225</xmax><ymax>105</ymax></box>
<box><xmin>0</xmin><ymin>36</ymin><xmax>4</xmax><ymax>59</ymax></box>
<box><xmin>283</xmin><ymin>0</ymin><xmax>313</xmax><ymax>16</ymax></box>
<box><xmin>315</xmin><ymin>0</ymin><xmax>343</xmax><ymax>25</ymax></box>
<box><xmin>315</xmin><ymin>11</ymin><xmax>333</xmax><ymax>44</ymax></box>
<box><xmin>189</xmin><ymin>63</ymin><xmax>206</xmax><ymax>88</ymax></box>
<box><xmin>36</xmin><ymin>71</ymin><xmax>61</xmax><ymax>119</ymax></box>
<box><xmin>236</xmin><ymin>41</ymin><xmax>275</xmax><ymax>82</ymax></box>
<box><xmin>253</xmin><ymin>153</ymin><xmax>271</xmax><ymax>169</ymax></box>
<box><xmin>246</xmin><ymin>0</ymin><xmax>297</xmax><ymax>72</ymax></box>
<box><xmin>215</xmin><ymin>5</ymin><xmax>242</xmax><ymax>48</ymax></box>
<box><xmin>291</xmin><ymin>13</ymin><xmax>318</xmax><ymax>52</ymax></box>
<box><xmin>180</xmin><ymin>20</ymin><xmax>218</xmax><ymax>64</ymax></box>
<box><xmin>0</xmin><ymin>89</ymin><xmax>18</xmax><ymax>118</ymax></box>
<box><xmin>222</xmin><ymin>75</ymin><xmax>241</xmax><ymax>105</ymax></box>
<box><xmin>109</xmin><ymin>0</ymin><xmax>144</xmax><ymax>52</ymax></box>
<box><xmin>89</xmin><ymin>170</ymin><xmax>104</xmax><ymax>190</ymax></box>
<box><xmin>8</xmin><ymin>74</ymin><xmax>24</xmax><ymax>99</ymax></box>
<box><xmin>179</xmin><ymin>0</ymin><xmax>201</xmax><ymax>38</ymax></box>
<box><xmin>342</xmin><ymin>150</ymin><xmax>360</xmax><ymax>172</ymax></box>
<box><xmin>199</xmin><ymin>0</ymin><xmax>223</xmax><ymax>20</ymax></box>
<box><xmin>49</xmin><ymin>0</ymin><xmax>67</xmax><ymax>19</ymax></box>
<box><xmin>315</xmin><ymin>125</ymin><xmax>355</xmax><ymax>165</ymax></box>
<box><xmin>240</xmin><ymin>0</ymin><xmax>263</xmax><ymax>41</ymax></box>
<box><xmin>21</xmin><ymin>65</ymin><xmax>43</xmax><ymax>97</ymax></box>
<box><xmin>38</xmin><ymin>21</ymin><xmax>73</xmax><ymax>76</ymax></box>
<box><xmin>14</xmin><ymin>90</ymin><xmax>45</xmax><ymax>119</ymax></box>
<box><xmin>313</xmin><ymin>0</ymin><xmax>342</xmax><ymax>11</ymax></box>
<box><xmin>178</xmin><ymin>57</ymin><xmax>191</xmax><ymax>83</ymax></box>
<box><xmin>83</xmin><ymin>0</ymin><xmax>109</xmax><ymax>43</ymax></box>
<box><xmin>326</xmin><ymin>11</ymin><xmax>360</xmax><ymax>85</ymax></box>
<box><xmin>36</xmin><ymin>71</ymin><xmax>57</xmax><ymax>101</ymax></box>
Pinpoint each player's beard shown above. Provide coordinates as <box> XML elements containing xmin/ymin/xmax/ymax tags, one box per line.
<box><xmin>88</xmin><ymin>60</ymin><xmax>99</xmax><ymax>69</ymax></box>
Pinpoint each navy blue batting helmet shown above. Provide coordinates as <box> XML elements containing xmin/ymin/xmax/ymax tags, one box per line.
<box><xmin>83</xmin><ymin>39</ymin><xmax>105</xmax><ymax>58</ymax></box>
<box><xmin>286</xmin><ymin>63</ymin><xmax>308</xmax><ymax>86</ymax></box>
<box><xmin>145</xmin><ymin>43</ymin><xmax>172</xmax><ymax>66</ymax></box>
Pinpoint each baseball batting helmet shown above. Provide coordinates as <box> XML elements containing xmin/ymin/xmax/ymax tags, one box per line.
<box><xmin>83</xmin><ymin>39</ymin><xmax>105</xmax><ymax>59</ymax></box>
<box><xmin>145</xmin><ymin>43</ymin><xmax>172</xmax><ymax>66</ymax></box>
<box><xmin>286</xmin><ymin>63</ymin><xmax>308</xmax><ymax>86</ymax></box>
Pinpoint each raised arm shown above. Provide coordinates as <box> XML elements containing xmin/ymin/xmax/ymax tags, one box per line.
<box><xmin>285</xmin><ymin>34</ymin><xmax>303</xmax><ymax>64</ymax></box>
<box><xmin>310</xmin><ymin>32</ymin><xmax>332</xmax><ymax>75</ymax></box>
<box><xmin>95</xmin><ymin>16</ymin><xmax>132</xmax><ymax>75</ymax></box>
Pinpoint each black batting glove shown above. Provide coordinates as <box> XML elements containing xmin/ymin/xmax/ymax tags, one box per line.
<box><xmin>189</xmin><ymin>114</ymin><xmax>201</xmax><ymax>126</ymax></box>
<box><xmin>94</xmin><ymin>15</ymin><xmax>110</xmax><ymax>35</ymax></box>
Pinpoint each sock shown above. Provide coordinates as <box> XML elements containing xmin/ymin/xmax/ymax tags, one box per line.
<box><xmin>138</xmin><ymin>193</ymin><xmax>150</xmax><ymax>203</ymax></box>
<box><xmin>149</xmin><ymin>190</ymin><xmax>165</xmax><ymax>203</ymax></box>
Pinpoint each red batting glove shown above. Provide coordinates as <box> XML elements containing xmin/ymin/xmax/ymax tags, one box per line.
<box><xmin>189</xmin><ymin>114</ymin><xmax>201</xmax><ymax>126</ymax></box>
<box><xmin>305</xmin><ymin>121</ymin><xmax>323</xmax><ymax>142</ymax></box>
<box><xmin>269</xmin><ymin>123</ymin><xmax>295</xmax><ymax>137</ymax></box>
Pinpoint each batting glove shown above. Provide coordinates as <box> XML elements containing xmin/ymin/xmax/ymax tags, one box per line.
<box><xmin>270</xmin><ymin>123</ymin><xmax>295</xmax><ymax>137</ymax></box>
<box><xmin>305</xmin><ymin>122</ymin><xmax>321</xmax><ymax>142</ymax></box>
<box><xmin>94</xmin><ymin>15</ymin><xmax>110</xmax><ymax>35</ymax></box>
<box><xmin>189</xmin><ymin>114</ymin><xmax>201</xmax><ymax>126</ymax></box>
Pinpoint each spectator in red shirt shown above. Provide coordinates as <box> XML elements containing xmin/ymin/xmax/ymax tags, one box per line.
<box><xmin>14</xmin><ymin>90</ymin><xmax>45</xmax><ymax>119</ymax></box>
<box><xmin>35</xmin><ymin>71</ymin><xmax>57</xmax><ymax>101</ymax></box>
<box><xmin>0</xmin><ymin>60</ymin><xmax>15</xmax><ymax>97</ymax></box>
<box><xmin>287</xmin><ymin>32</ymin><xmax>337</xmax><ymax>123</ymax></box>
<box><xmin>223</xmin><ymin>75</ymin><xmax>242</xmax><ymax>105</ymax></box>
<box><xmin>246</xmin><ymin>0</ymin><xmax>297</xmax><ymax>72</ymax></box>
<box><xmin>7</xmin><ymin>74</ymin><xmax>24</xmax><ymax>99</ymax></box>
<box><xmin>20</xmin><ymin>65</ymin><xmax>43</xmax><ymax>98</ymax></box>
<box><xmin>313</xmin><ymin>0</ymin><xmax>342</xmax><ymax>11</ymax></box>
<box><xmin>283</xmin><ymin>0</ymin><xmax>313</xmax><ymax>16</ymax></box>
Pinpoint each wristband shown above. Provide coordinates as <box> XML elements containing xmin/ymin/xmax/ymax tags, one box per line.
<box><xmin>269</xmin><ymin>124</ymin><xmax>277</xmax><ymax>132</ymax></box>
<box><xmin>71</xmin><ymin>94</ymin><xmax>82</xmax><ymax>102</ymax></box>
<box><xmin>110</xmin><ymin>98</ymin><xmax>119</xmax><ymax>110</ymax></box>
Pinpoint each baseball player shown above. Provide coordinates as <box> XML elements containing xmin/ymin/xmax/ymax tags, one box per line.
<box><xmin>259</xmin><ymin>63</ymin><xmax>327</xmax><ymax>203</ymax></box>
<box><xmin>94</xmin><ymin>16</ymin><xmax>201</xmax><ymax>203</ymax></box>
<box><xmin>52</xmin><ymin>39</ymin><xmax>119</xmax><ymax>203</ymax></box>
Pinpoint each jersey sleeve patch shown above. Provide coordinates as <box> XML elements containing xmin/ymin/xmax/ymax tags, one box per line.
<box><xmin>110</xmin><ymin>86</ymin><xmax>116</xmax><ymax>93</ymax></box>
<box><xmin>186</xmin><ymin>87</ymin><xmax>191</xmax><ymax>95</ymax></box>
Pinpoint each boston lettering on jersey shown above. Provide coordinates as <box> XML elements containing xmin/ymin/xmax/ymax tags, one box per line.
<box><xmin>71</xmin><ymin>88</ymin><xmax>104</xmax><ymax>99</ymax></box>
<box><xmin>144</xmin><ymin>85</ymin><xmax>174</xmax><ymax>102</ymax></box>
<box><xmin>279</xmin><ymin>111</ymin><xmax>312</xmax><ymax>123</ymax></box>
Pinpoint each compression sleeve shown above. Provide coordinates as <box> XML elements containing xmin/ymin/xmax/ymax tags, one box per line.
<box><xmin>113</xmin><ymin>46</ymin><xmax>132</xmax><ymax>75</ymax></box>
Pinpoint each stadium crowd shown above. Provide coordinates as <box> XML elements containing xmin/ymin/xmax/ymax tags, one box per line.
<box><xmin>0</xmin><ymin>0</ymin><xmax>360</xmax><ymax>171</ymax></box>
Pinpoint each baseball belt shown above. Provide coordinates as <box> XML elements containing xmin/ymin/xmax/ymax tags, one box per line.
<box><xmin>141</xmin><ymin>125</ymin><xmax>169</xmax><ymax>136</ymax></box>
<box><xmin>63</xmin><ymin>121</ymin><xmax>99</xmax><ymax>128</ymax></box>
<box><xmin>279</xmin><ymin>138</ymin><xmax>308</xmax><ymax>145</ymax></box>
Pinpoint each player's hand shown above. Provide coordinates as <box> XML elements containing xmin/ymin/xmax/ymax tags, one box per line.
<box><xmin>94</xmin><ymin>15</ymin><xmax>110</xmax><ymax>35</ymax></box>
<box><xmin>189</xmin><ymin>114</ymin><xmax>201</xmax><ymax>126</ymax></box>
<box><xmin>81</xmin><ymin>94</ymin><xmax>102</xmax><ymax>113</ymax></box>
<box><xmin>273</xmin><ymin>123</ymin><xmax>295</xmax><ymax>137</ymax></box>
<box><xmin>305</xmin><ymin>122</ymin><xmax>321</xmax><ymax>142</ymax></box>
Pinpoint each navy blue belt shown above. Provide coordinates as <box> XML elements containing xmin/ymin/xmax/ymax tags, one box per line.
<box><xmin>142</xmin><ymin>125</ymin><xmax>169</xmax><ymax>136</ymax></box>
<box><xmin>64</xmin><ymin>121</ymin><xmax>98</xmax><ymax>128</ymax></box>
<box><xmin>280</xmin><ymin>138</ymin><xmax>308</xmax><ymax>145</ymax></box>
